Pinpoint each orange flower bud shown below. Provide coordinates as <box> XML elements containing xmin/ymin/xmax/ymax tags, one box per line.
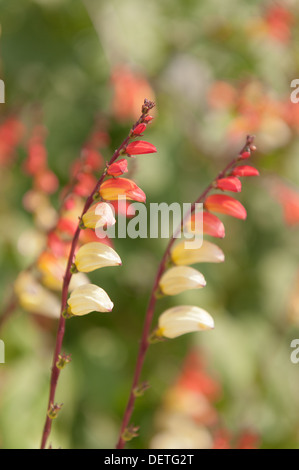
<box><xmin>99</xmin><ymin>178</ymin><xmax>146</xmax><ymax>203</ymax></box>
<box><xmin>205</xmin><ymin>194</ymin><xmax>247</xmax><ymax>220</ymax></box>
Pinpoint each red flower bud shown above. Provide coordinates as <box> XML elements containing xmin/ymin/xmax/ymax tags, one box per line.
<box><xmin>132</xmin><ymin>123</ymin><xmax>147</xmax><ymax>136</ymax></box>
<box><xmin>203</xmin><ymin>211</ymin><xmax>225</xmax><ymax>238</ymax></box>
<box><xmin>216</xmin><ymin>177</ymin><xmax>242</xmax><ymax>193</ymax></box>
<box><xmin>125</xmin><ymin>140</ymin><xmax>157</xmax><ymax>156</ymax></box>
<box><xmin>205</xmin><ymin>194</ymin><xmax>247</xmax><ymax>220</ymax></box>
<box><xmin>239</xmin><ymin>151</ymin><xmax>251</xmax><ymax>160</ymax></box>
<box><xmin>188</xmin><ymin>211</ymin><xmax>225</xmax><ymax>238</ymax></box>
<box><xmin>107</xmin><ymin>159</ymin><xmax>128</xmax><ymax>177</ymax></box>
<box><xmin>232</xmin><ymin>166</ymin><xmax>259</xmax><ymax>177</ymax></box>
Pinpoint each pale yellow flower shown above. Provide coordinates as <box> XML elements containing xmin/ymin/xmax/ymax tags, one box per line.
<box><xmin>67</xmin><ymin>284</ymin><xmax>113</xmax><ymax>316</ymax></box>
<box><xmin>171</xmin><ymin>240</ymin><xmax>224</xmax><ymax>265</ymax></box>
<box><xmin>74</xmin><ymin>242</ymin><xmax>121</xmax><ymax>273</ymax></box>
<box><xmin>14</xmin><ymin>271</ymin><xmax>60</xmax><ymax>318</ymax></box>
<box><xmin>82</xmin><ymin>202</ymin><xmax>116</xmax><ymax>230</ymax></box>
<box><xmin>157</xmin><ymin>305</ymin><xmax>214</xmax><ymax>338</ymax></box>
<box><xmin>159</xmin><ymin>266</ymin><xmax>206</xmax><ymax>296</ymax></box>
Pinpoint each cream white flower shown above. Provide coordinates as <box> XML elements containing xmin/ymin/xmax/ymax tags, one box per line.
<box><xmin>69</xmin><ymin>272</ymin><xmax>90</xmax><ymax>291</ymax></box>
<box><xmin>74</xmin><ymin>242</ymin><xmax>121</xmax><ymax>273</ymax></box>
<box><xmin>159</xmin><ymin>266</ymin><xmax>206</xmax><ymax>296</ymax></box>
<box><xmin>171</xmin><ymin>240</ymin><xmax>224</xmax><ymax>265</ymax></box>
<box><xmin>157</xmin><ymin>305</ymin><xmax>214</xmax><ymax>338</ymax></box>
<box><xmin>82</xmin><ymin>202</ymin><xmax>116</xmax><ymax>230</ymax></box>
<box><xmin>67</xmin><ymin>284</ymin><xmax>114</xmax><ymax>316</ymax></box>
<box><xmin>14</xmin><ymin>272</ymin><xmax>60</xmax><ymax>319</ymax></box>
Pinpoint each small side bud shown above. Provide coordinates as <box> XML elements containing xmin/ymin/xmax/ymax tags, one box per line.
<box><xmin>56</xmin><ymin>352</ymin><xmax>72</xmax><ymax>369</ymax></box>
<box><xmin>47</xmin><ymin>403</ymin><xmax>63</xmax><ymax>420</ymax></box>
<box><xmin>133</xmin><ymin>381</ymin><xmax>150</xmax><ymax>397</ymax></box>
<box><xmin>79</xmin><ymin>219</ymin><xmax>86</xmax><ymax>230</ymax></box>
<box><xmin>62</xmin><ymin>307</ymin><xmax>73</xmax><ymax>319</ymax></box>
<box><xmin>70</xmin><ymin>263</ymin><xmax>78</xmax><ymax>274</ymax></box>
<box><xmin>122</xmin><ymin>424</ymin><xmax>139</xmax><ymax>442</ymax></box>
<box><xmin>148</xmin><ymin>328</ymin><xmax>165</xmax><ymax>344</ymax></box>
<box><xmin>92</xmin><ymin>192</ymin><xmax>102</xmax><ymax>202</ymax></box>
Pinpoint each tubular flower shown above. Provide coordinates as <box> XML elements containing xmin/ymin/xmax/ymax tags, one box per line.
<box><xmin>125</xmin><ymin>140</ymin><xmax>157</xmax><ymax>156</ymax></box>
<box><xmin>99</xmin><ymin>178</ymin><xmax>146</xmax><ymax>203</ymax></box>
<box><xmin>159</xmin><ymin>266</ymin><xmax>206</xmax><ymax>296</ymax></box>
<box><xmin>216</xmin><ymin>177</ymin><xmax>242</xmax><ymax>193</ymax></box>
<box><xmin>74</xmin><ymin>242</ymin><xmax>121</xmax><ymax>273</ymax></box>
<box><xmin>187</xmin><ymin>212</ymin><xmax>225</xmax><ymax>238</ymax></box>
<box><xmin>156</xmin><ymin>306</ymin><xmax>214</xmax><ymax>339</ymax></box>
<box><xmin>67</xmin><ymin>284</ymin><xmax>113</xmax><ymax>316</ymax></box>
<box><xmin>171</xmin><ymin>239</ymin><xmax>225</xmax><ymax>266</ymax></box>
<box><xmin>107</xmin><ymin>159</ymin><xmax>128</xmax><ymax>177</ymax></box>
<box><xmin>205</xmin><ymin>194</ymin><xmax>247</xmax><ymax>220</ymax></box>
<box><xmin>231</xmin><ymin>166</ymin><xmax>260</xmax><ymax>177</ymax></box>
<box><xmin>82</xmin><ymin>202</ymin><xmax>116</xmax><ymax>230</ymax></box>
<box><xmin>131</xmin><ymin>123</ymin><xmax>147</xmax><ymax>136</ymax></box>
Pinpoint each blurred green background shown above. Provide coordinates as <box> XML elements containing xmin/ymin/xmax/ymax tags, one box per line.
<box><xmin>1</xmin><ymin>0</ymin><xmax>299</xmax><ymax>449</ymax></box>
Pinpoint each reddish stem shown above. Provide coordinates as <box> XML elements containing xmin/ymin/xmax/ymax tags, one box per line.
<box><xmin>116</xmin><ymin>135</ymin><xmax>254</xmax><ymax>449</ymax></box>
<box><xmin>40</xmin><ymin>108</ymin><xmax>151</xmax><ymax>449</ymax></box>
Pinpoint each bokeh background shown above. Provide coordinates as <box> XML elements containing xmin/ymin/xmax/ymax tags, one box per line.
<box><xmin>1</xmin><ymin>0</ymin><xmax>299</xmax><ymax>449</ymax></box>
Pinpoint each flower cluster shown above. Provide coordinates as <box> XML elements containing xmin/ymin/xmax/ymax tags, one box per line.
<box><xmin>153</xmin><ymin>142</ymin><xmax>258</xmax><ymax>340</ymax></box>
<box><xmin>39</xmin><ymin>100</ymin><xmax>157</xmax><ymax>449</ymax></box>
<box><xmin>14</xmin><ymin>118</ymin><xmax>110</xmax><ymax>318</ymax></box>
<box><xmin>116</xmin><ymin>136</ymin><xmax>259</xmax><ymax>449</ymax></box>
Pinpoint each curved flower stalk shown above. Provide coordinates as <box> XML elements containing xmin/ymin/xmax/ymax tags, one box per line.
<box><xmin>116</xmin><ymin>135</ymin><xmax>258</xmax><ymax>448</ymax></box>
<box><xmin>40</xmin><ymin>99</ymin><xmax>156</xmax><ymax>449</ymax></box>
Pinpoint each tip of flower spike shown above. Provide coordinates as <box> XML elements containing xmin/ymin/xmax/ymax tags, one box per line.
<box><xmin>142</xmin><ymin>99</ymin><xmax>155</xmax><ymax>114</ymax></box>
